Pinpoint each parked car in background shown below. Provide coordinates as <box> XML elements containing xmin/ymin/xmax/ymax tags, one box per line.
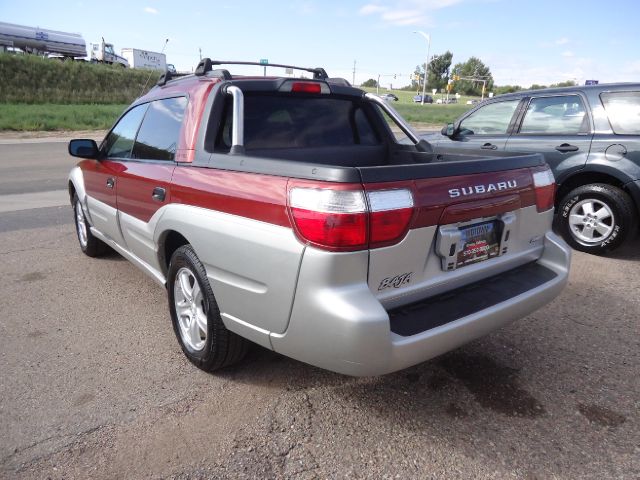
<box><xmin>380</xmin><ymin>93</ymin><xmax>398</xmax><ymax>102</ymax></box>
<box><xmin>429</xmin><ymin>83</ymin><xmax>640</xmax><ymax>254</ymax></box>
<box><xmin>413</xmin><ymin>94</ymin><xmax>433</xmax><ymax>103</ymax></box>
<box><xmin>466</xmin><ymin>99</ymin><xmax>481</xmax><ymax>105</ymax></box>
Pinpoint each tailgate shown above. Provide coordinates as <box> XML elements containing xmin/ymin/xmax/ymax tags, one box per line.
<box><xmin>365</xmin><ymin>162</ymin><xmax>554</xmax><ymax>310</ymax></box>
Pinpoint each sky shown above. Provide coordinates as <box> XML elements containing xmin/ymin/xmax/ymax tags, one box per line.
<box><xmin>1</xmin><ymin>0</ymin><xmax>639</xmax><ymax>90</ymax></box>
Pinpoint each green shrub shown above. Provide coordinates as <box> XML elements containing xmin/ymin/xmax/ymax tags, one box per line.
<box><xmin>0</xmin><ymin>54</ymin><xmax>158</xmax><ymax>104</ymax></box>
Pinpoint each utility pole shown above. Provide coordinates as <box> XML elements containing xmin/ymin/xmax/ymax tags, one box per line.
<box><xmin>199</xmin><ymin>47</ymin><xmax>202</xmax><ymax>61</ymax></box>
<box><xmin>377</xmin><ymin>74</ymin><xmax>380</xmax><ymax>94</ymax></box>
<box><xmin>352</xmin><ymin>60</ymin><xmax>356</xmax><ymax>86</ymax></box>
<box><xmin>413</xmin><ymin>31</ymin><xmax>431</xmax><ymax>105</ymax></box>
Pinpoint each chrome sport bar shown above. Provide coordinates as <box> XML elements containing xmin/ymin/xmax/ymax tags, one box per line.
<box><xmin>225</xmin><ymin>85</ymin><xmax>245</xmax><ymax>155</ymax></box>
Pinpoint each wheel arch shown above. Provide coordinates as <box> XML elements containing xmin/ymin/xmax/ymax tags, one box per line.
<box><xmin>157</xmin><ymin>229</ymin><xmax>191</xmax><ymax>277</ymax></box>
<box><xmin>68</xmin><ymin>166</ymin><xmax>87</xmax><ymax>205</ymax></box>
<box><xmin>555</xmin><ymin>167</ymin><xmax>638</xmax><ymax>213</ymax></box>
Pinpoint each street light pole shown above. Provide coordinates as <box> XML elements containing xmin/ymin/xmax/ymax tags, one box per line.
<box><xmin>413</xmin><ymin>31</ymin><xmax>431</xmax><ymax>105</ymax></box>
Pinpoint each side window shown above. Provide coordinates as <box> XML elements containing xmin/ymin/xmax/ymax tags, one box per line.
<box><xmin>600</xmin><ymin>91</ymin><xmax>640</xmax><ymax>135</ymax></box>
<box><xmin>132</xmin><ymin>97</ymin><xmax>188</xmax><ymax>161</ymax></box>
<box><xmin>459</xmin><ymin>100</ymin><xmax>520</xmax><ymax>135</ymax></box>
<box><xmin>520</xmin><ymin>95</ymin><xmax>588</xmax><ymax>135</ymax></box>
<box><xmin>104</xmin><ymin>104</ymin><xmax>148</xmax><ymax>159</ymax></box>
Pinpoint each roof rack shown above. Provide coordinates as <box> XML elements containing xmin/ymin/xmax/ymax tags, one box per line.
<box><xmin>194</xmin><ymin>58</ymin><xmax>328</xmax><ymax>80</ymax></box>
<box><xmin>156</xmin><ymin>69</ymin><xmax>190</xmax><ymax>87</ymax></box>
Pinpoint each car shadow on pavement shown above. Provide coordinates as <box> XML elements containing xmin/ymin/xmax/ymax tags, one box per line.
<box><xmin>606</xmin><ymin>238</ymin><xmax>640</xmax><ymax>260</ymax></box>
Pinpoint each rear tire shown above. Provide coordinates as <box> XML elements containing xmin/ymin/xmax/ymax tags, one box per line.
<box><xmin>167</xmin><ymin>245</ymin><xmax>248</xmax><ymax>371</ymax></box>
<box><xmin>73</xmin><ymin>193</ymin><xmax>108</xmax><ymax>257</ymax></box>
<box><xmin>557</xmin><ymin>183</ymin><xmax>636</xmax><ymax>254</ymax></box>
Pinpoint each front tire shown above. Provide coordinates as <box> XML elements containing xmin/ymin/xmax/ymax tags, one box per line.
<box><xmin>557</xmin><ymin>184</ymin><xmax>636</xmax><ymax>254</ymax></box>
<box><xmin>167</xmin><ymin>245</ymin><xmax>248</xmax><ymax>371</ymax></box>
<box><xmin>73</xmin><ymin>193</ymin><xmax>108</xmax><ymax>257</ymax></box>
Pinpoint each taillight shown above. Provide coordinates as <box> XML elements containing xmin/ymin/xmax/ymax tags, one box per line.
<box><xmin>367</xmin><ymin>189</ymin><xmax>414</xmax><ymax>247</ymax></box>
<box><xmin>291</xmin><ymin>82</ymin><xmax>322</xmax><ymax>94</ymax></box>
<box><xmin>289</xmin><ymin>188</ymin><xmax>367</xmax><ymax>250</ymax></box>
<box><xmin>532</xmin><ymin>166</ymin><xmax>555</xmax><ymax>212</ymax></box>
<box><xmin>279</xmin><ymin>81</ymin><xmax>330</xmax><ymax>94</ymax></box>
<box><xmin>288</xmin><ymin>187</ymin><xmax>414</xmax><ymax>251</ymax></box>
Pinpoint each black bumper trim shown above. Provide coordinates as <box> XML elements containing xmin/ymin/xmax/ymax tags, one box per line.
<box><xmin>388</xmin><ymin>262</ymin><xmax>557</xmax><ymax>337</ymax></box>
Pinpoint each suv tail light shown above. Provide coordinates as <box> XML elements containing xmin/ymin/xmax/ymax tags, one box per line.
<box><xmin>288</xmin><ymin>187</ymin><xmax>414</xmax><ymax>251</ymax></box>
<box><xmin>532</xmin><ymin>165</ymin><xmax>555</xmax><ymax>212</ymax></box>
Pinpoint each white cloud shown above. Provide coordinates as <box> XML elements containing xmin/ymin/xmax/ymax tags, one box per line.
<box><xmin>359</xmin><ymin>4</ymin><xmax>388</xmax><ymax>15</ymax></box>
<box><xmin>561</xmin><ymin>50</ymin><xmax>574</xmax><ymax>58</ymax></box>
<box><xmin>358</xmin><ymin>0</ymin><xmax>463</xmax><ymax>27</ymax></box>
<box><xmin>555</xmin><ymin>37</ymin><xmax>569</xmax><ymax>45</ymax></box>
<box><xmin>144</xmin><ymin>6</ymin><xmax>158</xmax><ymax>14</ymax></box>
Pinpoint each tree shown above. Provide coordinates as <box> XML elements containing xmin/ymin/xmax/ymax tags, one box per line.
<box><xmin>451</xmin><ymin>57</ymin><xmax>494</xmax><ymax>96</ymax></box>
<box><xmin>494</xmin><ymin>85</ymin><xmax>523</xmax><ymax>95</ymax></box>
<box><xmin>549</xmin><ymin>80</ymin><xmax>577</xmax><ymax>88</ymax></box>
<box><xmin>427</xmin><ymin>51</ymin><xmax>453</xmax><ymax>91</ymax></box>
<box><xmin>361</xmin><ymin>78</ymin><xmax>378</xmax><ymax>88</ymax></box>
<box><xmin>411</xmin><ymin>51</ymin><xmax>453</xmax><ymax>92</ymax></box>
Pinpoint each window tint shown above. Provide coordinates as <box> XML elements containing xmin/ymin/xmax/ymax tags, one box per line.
<box><xmin>216</xmin><ymin>95</ymin><xmax>380</xmax><ymax>150</ymax></box>
<box><xmin>520</xmin><ymin>95</ymin><xmax>588</xmax><ymax>135</ymax></box>
<box><xmin>601</xmin><ymin>91</ymin><xmax>640</xmax><ymax>135</ymax></box>
<box><xmin>104</xmin><ymin>104</ymin><xmax>148</xmax><ymax>158</ymax></box>
<box><xmin>459</xmin><ymin>100</ymin><xmax>519</xmax><ymax>135</ymax></box>
<box><xmin>132</xmin><ymin>97</ymin><xmax>188</xmax><ymax>161</ymax></box>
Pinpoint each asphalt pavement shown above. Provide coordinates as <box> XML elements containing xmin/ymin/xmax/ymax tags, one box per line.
<box><xmin>0</xmin><ymin>140</ymin><xmax>638</xmax><ymax>479</ymax></box>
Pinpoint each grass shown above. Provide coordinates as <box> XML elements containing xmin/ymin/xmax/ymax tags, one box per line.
<box><xmin>0</xmin><ymin>104</ymin><xmax>127</xmax><ymax>131</ymax></box>
<box><xmin>361</xmin><ymin>86</ymin><xmax>478</xmax><ymax>126</ymax></box>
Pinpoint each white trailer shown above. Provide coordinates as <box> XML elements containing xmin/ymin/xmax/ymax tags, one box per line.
<box><xmin>0</xmin><ymin>21</ymin><xmax>86</xmax><ymax>58</ymax></box>
<box><xmin>121</xmin><ymin>48</ymin><xmax>167</xmax><ymax>71</ymax></box>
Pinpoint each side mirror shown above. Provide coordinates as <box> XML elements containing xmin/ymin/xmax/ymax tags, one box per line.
<box><xmin>441</xmin><ymin>123</ymin><xmax>456</xmax><ymax>137</ymax></box>
<box><xmin>69</xmin><ymin>139</ymin><xmax>99</xmax><ymax>159</ymax></box>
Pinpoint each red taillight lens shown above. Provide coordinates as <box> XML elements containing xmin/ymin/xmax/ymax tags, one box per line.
<box><xmin>290</xmin><ymin>208</ymin><xmax>367</xmax><ymax>248</ymax></box>
<box><xmin>367</xmin><ymin>189</ymin><xmax>414</xmax><ymax>246</ymax></box>
<box><xmin>288</xmin><ymin>187</ymin><xmax>414</xmax><ymax>251</ymax></box>
<box><xmin>289</xmin><ymin>188</ymin><xmax>368</xmax><ymax>251</ymax></box>
<box><xmin>532</xmin><ymin>166</ymin><xmax>556</xmax><ymax>212</ymax></box>
<box><xmin>291</xmin><ymin>82</ymin><xmax>322</xmax><ymax>94</ymax></box>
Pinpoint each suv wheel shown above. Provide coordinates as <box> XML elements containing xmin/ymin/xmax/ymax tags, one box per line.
<box><xmin>73</xmin><ymin>193</ymin><xmax>108</xmax><ymax>257</ymax></box>
<box><xmin>167</xmin><ymin>245</ymin><xmax>248</xmax><ymax>371</ymax></box>
<box><xmin>557</xmin><ymin>183</ymin><xmax>636</xmax><ymax>254</ymax></box>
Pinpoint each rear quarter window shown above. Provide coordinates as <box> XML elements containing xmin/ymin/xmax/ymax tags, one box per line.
<box><xmin>600</xmin><ymin>91</ymin><xmax>640</xmax><ymax>135</ymax></box>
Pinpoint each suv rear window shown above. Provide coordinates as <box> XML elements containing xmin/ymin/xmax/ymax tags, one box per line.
<box><xmin>215</xmin><ymin>94</ymin><xmax>380</xmax><ymax>151</ymax></box>
<box><xmin>601</xmin><ymin>91</ymin><xmax>640</xmax><ymax>135</ymax></box>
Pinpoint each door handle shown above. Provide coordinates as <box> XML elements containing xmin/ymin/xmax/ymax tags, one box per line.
<box><xmin>106</xmin><ymin>177</ymin><xmax>115</xmax><ymax>189</ymax></box>
<box><xmin>555</xmin><ymin>143</ymin><xmax>579</xmax><ymax>153</ymax></box>
<box><xmin>481</xmin><ymin>143</ymin><xmax>498</xmax><ymax>150</ymax></box>
<box><xmin>152</xmin><ymin>187</ymin><xmax>166</xmax><ymax>202</ymax></box>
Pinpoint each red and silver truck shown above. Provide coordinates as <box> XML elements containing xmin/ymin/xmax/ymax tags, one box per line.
<box><xmin>67</xmin><ymin>59</ymin><xmax>571</xmax><ymax>376</ymax></box>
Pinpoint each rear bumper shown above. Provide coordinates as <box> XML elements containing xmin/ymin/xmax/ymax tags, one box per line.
<box><xmin>270</xmin><ymin>232</ymin><xmax>571</xmax><ymax>376</ymax></box>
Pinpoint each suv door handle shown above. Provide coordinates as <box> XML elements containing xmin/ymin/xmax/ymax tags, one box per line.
<box><xmin>152</xmin><ymin>187</ymin><xmax>166</xmax><ymax>202</ymax></box>
<box><xmin>106</xmin><ymin>177</ymin><xmax>115</xmax><ymax>189</ymax></box>
<box><xmin>481</xmin><ymin>143</ymin><xmax>498</xmax><ymax>150</ymax></box>
<box><xmin>555</xmin><ymin>143</ymin><xmax>579</xmax><ymax>153</ymax></box>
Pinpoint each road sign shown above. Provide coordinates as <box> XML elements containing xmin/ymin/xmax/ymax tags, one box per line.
<box><xmin>260</xmin><ymin>58</ymin><xmax>269</xmax><ymax>65</ymax></box>
<box><xmin>585</xmin><ymin>80</ymin><xmax>599</xmax><ymax>85</ymax></box>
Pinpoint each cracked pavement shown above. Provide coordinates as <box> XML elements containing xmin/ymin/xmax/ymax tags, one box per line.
<box><xmin>0</xmin><ymin>141</ymin><xmax>638</xmax><ymax>479</ymax></box>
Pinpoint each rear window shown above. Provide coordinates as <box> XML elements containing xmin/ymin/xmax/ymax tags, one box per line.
<box><xmin>215</xmin><ymin>94</ymin><xmax>380</xmax><ymax>151</ymax></box>
<box><xmin>600</xmin><ymin>91</ymin><xmax>640</xmax><ymax>135</ymax></box>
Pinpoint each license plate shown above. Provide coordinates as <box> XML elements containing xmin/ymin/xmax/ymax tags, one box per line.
<box><xmin>456</xmin><ymin>220</ymin><xmax>501</xmax><ymax>268</ymax></box>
